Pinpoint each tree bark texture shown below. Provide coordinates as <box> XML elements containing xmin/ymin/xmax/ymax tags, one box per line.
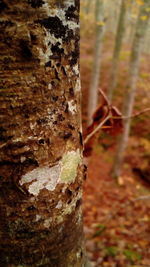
<box><xmin>112</xmin><ymin>0</ymin><xmax>150</xmax><ymax>178</ymax></box>
<box><xmin>108</xmin><ymin>0</ymin><xmax>127</xmax><ymax>102</ymax></box>
<box><xmin>0</xmin><ymin>1</ymin><xmax>86</xmax><ymax>266</ymax></box>
<box><xmin>87</xmin><ymin>0</ymin><xmax>105</xmax><ymax>125</ymax></box>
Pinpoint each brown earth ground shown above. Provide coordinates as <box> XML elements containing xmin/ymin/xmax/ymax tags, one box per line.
<box><xmin>81</xmin><ymin>19</ymin><xmax>150</xmax><ymax>267</ymax></box>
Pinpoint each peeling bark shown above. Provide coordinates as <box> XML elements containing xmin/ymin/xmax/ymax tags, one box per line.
<box><xmin>0</xmin><ymin>0</ymin><xmax>86</xmax><ymax>266</ymax></box>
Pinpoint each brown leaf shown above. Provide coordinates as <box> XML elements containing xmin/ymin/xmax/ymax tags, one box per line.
<box><xmin>83</xmin><ymin>89</ymin><xmax>123</xmax><ymax>156</ymax></box>
<box><xmin>109</xmin><ymin>106</ymin><xmax>123</xmax><ymax>135</ymax></box>
<box><xmin>83</xmin><ymin>135</ymin><xmax>95</xmax><ymax>157</ymax></box>
<box><xmin>92</xmin><ymin>89</ymin><xmax>110</xmax><ymax>123</ymax></box>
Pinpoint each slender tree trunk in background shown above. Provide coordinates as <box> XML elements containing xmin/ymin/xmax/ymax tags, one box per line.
<box><xmin>105</xmin><ymin>0</ymin><xmax>121</xmax><ymax>34</ymax></box>
<box><xmin>126</xmin><ymin>0</ymin><xmax>136</xmax><ymax>45</ymax></box>
<box><xmin>144</xmin><ymin>19</ymin><xmax>150</xmax><ymax>54</ymax></box>
<box><xmin>85</xmin><ymin>0</ymin><xmax>91</xmax><ymax>14</ymax></box>
<box><xmin>0</xmin><ymin>1</ymin><xmax>86</xmax><ymax>266</ymax></box>
<box><xmin>108</xmin><ymin>0</ymin><xmax>127</xmax><ymax>102</ymax></box>
<box><xmin>127</xmin><ymin>16</ymin><xmax>136</xmax><ymax>45</ymax></box>
<box><xmin>112</xmin><ymin>0</ymin><xmax>150</xmax><ymax>178</ymax></box>
<box><xmin>87</xmin><ymin>0</ymin><xmax>105</xmax><ymax>125</ymax></box>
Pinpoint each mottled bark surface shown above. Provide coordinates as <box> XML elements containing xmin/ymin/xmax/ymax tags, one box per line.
<box><xmin>0</xmin><ymin>0</ymin><xmax>86</xmax><ymax>266</ymax></box>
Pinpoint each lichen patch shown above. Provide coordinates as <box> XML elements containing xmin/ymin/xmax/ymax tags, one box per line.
<box><xmin>44</xmin><ymin>218</ymin><xmax>52</xmax><ymax>228</ymax></box>
<box><xmin>60</xmin><ymin>150</ymin><xmax>81</xmax><ymax>183</ymax></box>
<box><xmin>36</xmin><ymin>215</ymin><xmax>42</xmax><ymax>222</ymax></box>
<box><xmin>73</xmin><ymin>64</ymin><xmax>79</xmax><ymax>76</ymax></box>
<box><xmin>19</xmin><ymin>150</ymin><xmax>82</xmax><ymax>196</ymax></box>
<box><xmin>19</xmin><ymin>165</ymin><xmax>61</xmax><ymax>196</ymax></box>
<box><xmin>74</xmin><ymin>77</ymin><xmax>81</xmax><ymax>91</ymax></box>
<box><xmin>43</xmin><ymin>0</ymin><xmax>78</xmax><ymax>33</ymax></box>
<box><xmin>55</xmin><ymin>200</ymin><xmax>63</xmax><ymax>209</ymax></box>
<box><xmin>56</xmin><ymin>190</ymin><xmax>82</xmax><ymax>224</ymax></box>
<box><xmin>38</xmin><ymin>31</ymin><xmax>52</xmax><ymax>65</ymax></box>
<box><xmin>68</xmin><ymin>100</ymin><xmax>77</xmax><ymax>114</ymax></box>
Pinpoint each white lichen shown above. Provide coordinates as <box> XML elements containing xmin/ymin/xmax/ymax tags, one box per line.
<box><xmin>74</xmin><ymin>77</ymin><xmax>81</xmax><ymax>92</ymax></box>
<box><xmin>73</xmin><ymin>64</ymin><xmax>79</xmax><ymax>76</ymax></box>
<box><xmin>55</xmin><ymin>200</ymin><xmax>63</xmax><ymax>209</ymax></box>
<box><xmin>35</xmin><ymin>215</ymin><xmax>42</xmax><ymax>222</ymax></box>
<box><xmin>65</xmin><ymin>65</ymin><xmax>72</xmax><ymax>78</ymax></box>
<box><xmin>40</xmin><ymin>0</ymin><xmax>78</xmax><ymax>66</ymax></box>
<box><xmin>56</xmin><ymin>190</ymin><xmax>82</xmax><ymax>224</ymax></box>
<box><xmin>19</xmin><ymin>150</ymin><xmax>82</xmax><ymax>196</ymax></box>
<box><xmin>43</xmin><ymin>0</ymin><xmax>78</xmax><ymax>34</ymax></box>
<box><xmin>44</xmin><ymin>218</ymin><xmax>52</xmax><ymax>228</ymax></box>
<box><xmin>30</xmin><ymin>121</ymin><xmax>36</xmax><ymax>130</ymax></box>
<box><xmin>20</xmin><ymin>165</ymin><xmax>61</xmax><ymax>196</ymax></box>
<box><xmin>20</xmin><ymin>156</ymin><xmax>26</xmax><ymax>163</ymax></box>
<box><xmin>56</xmin><ymin>9</ymin><xmax>79</xmax><ymax>33</ymax></box>
<box><xmin>48</xmin><ymin>83</ymin><xmax>52</xmax><ymax>90</ymax></box>
<box><xmin>38</xmin><ymin>31</ymin><xmax>52</xmax><ymax>66</ymax></box>
<box><xmin>68</xmin><ymin>100</ymin><xmax>77</xmax><ymax>115</ymax></box>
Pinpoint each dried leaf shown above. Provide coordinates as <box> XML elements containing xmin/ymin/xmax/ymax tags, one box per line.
<box><xmin>83</xmin><ymin>89</ymin><xmax>123</xmax><ymax>156</ymax></box>
<box><xmin>109</xmin><ymin>106</ymin><xmax>123</xmax><ymax>135</ymax></box>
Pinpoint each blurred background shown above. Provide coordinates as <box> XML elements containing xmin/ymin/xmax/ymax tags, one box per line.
<box><xmin>80</xmin><ymin>0</ymin><xmax>150</xmax><ymax>266</ymax></box>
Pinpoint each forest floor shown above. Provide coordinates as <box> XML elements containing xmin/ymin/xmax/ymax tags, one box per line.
<box><xmin>81</xmin><ymin>27</ymin><xmax>150</xmax><ymax>267</ymax></box>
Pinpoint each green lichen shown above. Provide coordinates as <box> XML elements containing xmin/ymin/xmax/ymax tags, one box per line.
<box><xmin>60</xmin><ymin>150</ymin><xmax>81</xmax><ymax>183</ymax></box>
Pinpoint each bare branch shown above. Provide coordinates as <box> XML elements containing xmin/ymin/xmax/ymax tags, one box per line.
<box><xmin>84</xmin><ymin>114</ymin><xmax>111</xmax><ymax>145</ymax></box>
<box><xmin>113</xmin><ymin>107</ymin><xmax>150</xmax><ymax>120</ymax></box>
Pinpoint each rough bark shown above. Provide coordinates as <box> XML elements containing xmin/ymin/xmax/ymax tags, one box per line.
<box><xmin>0</xmin><ymin>0</ymin><xmax>86</xmax><ymax>266</ymax></box>
<box><xmin>108</xmin><ymin>0</ymin><xmax>127</xmax><ymax>102</ymax></box>
<box><xmin>112</xmin><ymin>0</ymin><xmax>150</xmax><ymax>178</ymax></box>
<box><xmin>87</xmin><ymin>0</ymin><xmax>105</xmax><ymax>125</ymax></box>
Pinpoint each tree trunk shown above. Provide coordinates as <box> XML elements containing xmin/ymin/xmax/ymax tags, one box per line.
<box><xmin>126</xmin><ymin>0</ymin><xmax>136</xmax><ymax>45</ymax></box>
<box><xmin>144</xmin><ymin>19</ymin><xmax>150</xmax><ymax>54</ymax></box>
<box><xmin>108</xmin><ymin>0</ymin><xmax>127</xmax><ymax>102</ymax></box>
<box><xmin>0</xmin><ymin>1</ymin><xmax>86</xmax><ymax>266</ymax></box>
<box><xmin>105</xmin><ymin>0</ymin><xmax>121</xmax><ymax>35</ymax></box>
<box><xmin>112</xmin><ymin>0</ymin><xmax>150</xmax><ymax>178</ymax></box>
<box><xmin>87</xmin><ymin>0</ymin><xmax>105</xmax><ymax>125</ymax></box>
<box><xmin>84</xmin><ymin>0</ymin><xmax>91</xmax><ymax>14</ymax></box>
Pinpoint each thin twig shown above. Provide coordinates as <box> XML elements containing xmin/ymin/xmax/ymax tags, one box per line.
<box><xmin>84</xmin><ymin>115</ymin><xmax>111</xmax><ymax>145</ymax></box>
<box><xmin>113</xmin><ymin>107</ymin><xmax>150</xmax><ymax>120</ymax></box>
